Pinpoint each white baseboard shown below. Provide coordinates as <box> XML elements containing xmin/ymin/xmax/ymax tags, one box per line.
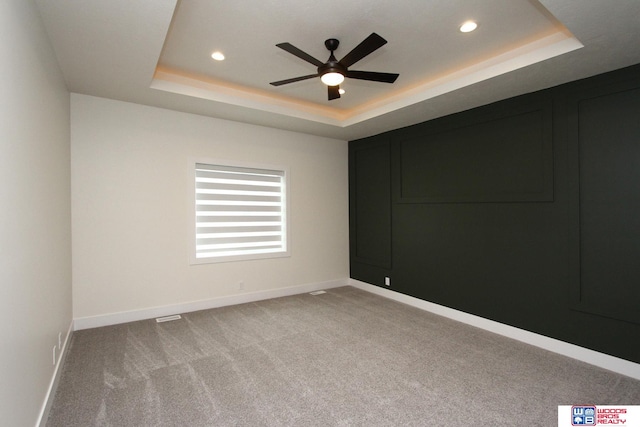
<box><xmin>36</xmin><ymin>320</ymin><xmax>74</xmax><ymax>427</ymax></box>
<box><xmin>349</xmin><ymin>279</ymin><xmax>640</xmax><ymax>381</ymax></box>
<box><xmin>74</xmin><ymin>279</ymin><xmax>348</xmax><ymax>330</ymax></box>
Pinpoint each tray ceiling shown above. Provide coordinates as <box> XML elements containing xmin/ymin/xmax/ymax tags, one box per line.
<box><xmin>36</xmin><ymin>0</ymin><xmax>640</xmax><ymax>140</ymax></box>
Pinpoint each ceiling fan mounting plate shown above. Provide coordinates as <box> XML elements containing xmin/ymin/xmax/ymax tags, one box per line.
<box><xmin>324</xmin><ymin>38</ymin><xmax>340</xmax><ymax>52</ymax></box>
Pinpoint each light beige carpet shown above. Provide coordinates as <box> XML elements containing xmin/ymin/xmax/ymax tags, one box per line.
<box><xmin>47</xmin><ymin>286</ymin><xmax>640</xmax><ymax>426</ymax></box>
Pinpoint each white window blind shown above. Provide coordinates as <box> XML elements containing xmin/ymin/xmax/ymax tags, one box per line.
<box><xmin>194</xmin><ymin>163</ymin><xmax>287</xmax><ymax>262</ymax></box>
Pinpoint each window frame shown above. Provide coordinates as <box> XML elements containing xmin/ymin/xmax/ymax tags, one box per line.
<box><xmin>189</xmin><ymin>158</ymin><xmax>290</xmax><ymax>265</ymax></box>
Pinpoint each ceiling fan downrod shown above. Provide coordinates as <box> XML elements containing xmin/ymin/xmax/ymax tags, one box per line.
<box><xmin>319</xmin><ymin>39</ymin><xmax>346</xmax><ymax>86</ymax></box>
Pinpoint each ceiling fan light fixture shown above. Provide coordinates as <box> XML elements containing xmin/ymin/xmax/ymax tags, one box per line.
<box><xmin>459</xmin><ymin>21</ymin><xmax>478</xmax><ymax>33</ymax></box>
<box><xmin>320</xmin><ymin>72</ymin><xmax>345</xmax><ymax>86</ymax></box>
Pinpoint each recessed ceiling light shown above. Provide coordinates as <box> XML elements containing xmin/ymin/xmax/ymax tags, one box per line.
<box><xmin>459</xmin><ymin>21</ymin><xmax>478</xmax><ymax>33</ymax></box>
<box><xmin>211</xmin><ymin>51</ymin><xmax>225</xmax><ymax>61</ymax></box>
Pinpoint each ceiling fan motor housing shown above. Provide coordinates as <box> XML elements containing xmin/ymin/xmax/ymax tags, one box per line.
<box><xmin>318</xmin><ymin>61</ymin><xmax>346</xmax><ymax>80</ymax></box>
<box><xmin>319</xmin><ymin>39</ymin><xmax>346</xmax><ymax>82</ymax></box>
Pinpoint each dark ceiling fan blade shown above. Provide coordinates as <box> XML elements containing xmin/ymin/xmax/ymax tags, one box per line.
<box><xmin>346</xmin><ymin>70</ymin><xmax>399</xmax><ymax>83</ymax></box>
<box><xmin>328</xmin><ymin>85</ymin><xmax>341</xmax><ymax>100</ymax></box>
<box><xmin>270</xmin><ymin>74</ymin><xmax>319</xmax><ymax>86</ymax></box>
<box><xmin>276</xmin><ymin>43</ymin><xmax>324</xmax><ymax>67</ymax></box>
<box><xmin>339</xmin><ymin>33</ymin><xmax>387</xmax><ymax>68</ymax></box>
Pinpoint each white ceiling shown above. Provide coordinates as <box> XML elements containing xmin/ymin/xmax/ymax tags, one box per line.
<box><xmin>36</xmin><ymin>0</ymin><xmax>640</xmax><ymax>141</ymax></box>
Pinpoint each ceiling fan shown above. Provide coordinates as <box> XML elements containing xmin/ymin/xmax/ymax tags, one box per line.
<box><xmin>270</xmin><ymin>33</ymin><xmax>399</xmax><ymax>101</ymax></box>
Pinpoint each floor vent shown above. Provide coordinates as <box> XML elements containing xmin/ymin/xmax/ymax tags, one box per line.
<box><xmin>155</xmin><ymin>314</ymin><xmax>182</xmax><ymax>323</ymax></box>
<box><xmin>309</xmin><ymin>290</ymin><xmax>327</xmax><ymax>295</ymax></box>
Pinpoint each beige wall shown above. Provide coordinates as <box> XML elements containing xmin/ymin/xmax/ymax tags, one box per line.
<box><xmin>0</xmin><ymin>1</ymin><xmax>72</xmax><ymax>425</ymax></box>
<box><xmin>71</xmin><ymin>94</ymin><xmax>349</xmax><ymax>319</ymax></box>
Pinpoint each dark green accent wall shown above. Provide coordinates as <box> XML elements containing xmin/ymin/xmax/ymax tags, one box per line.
<box><xmin>349</xmin><ymin>63</ymin><xmax>640</xmax><ymax>364</ymax></box>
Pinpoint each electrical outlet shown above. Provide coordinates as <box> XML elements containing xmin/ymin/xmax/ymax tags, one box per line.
<box><xmin>384</xmin><ymin>277</ymin><xmax>391</xmax><ymax>286</ymax></box>
<box><xmin>238</xmin><ymin>281</ymin><xmax>244</xmax><ymax>290</ymax></box>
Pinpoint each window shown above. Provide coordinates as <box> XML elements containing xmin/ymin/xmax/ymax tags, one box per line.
<box><xmin>192</xmin><ymin>161</ymin><xmax>289</xmax><ymax>264</ymax></box>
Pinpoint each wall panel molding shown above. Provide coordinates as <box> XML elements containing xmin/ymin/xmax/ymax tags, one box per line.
<box><xmin>568</xmin><ymin>77</ymin><xmax>640</xmax><ymax>325</ymax></box>
<box><xmin>394</xmin><ymin>97</ymin><xmax>554</xmax><ymax>204</ymax></box>
<box><xmin>349</xmin><ymin>137</ymin><xmax>392</xmax><ymax>269</ymax></box>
